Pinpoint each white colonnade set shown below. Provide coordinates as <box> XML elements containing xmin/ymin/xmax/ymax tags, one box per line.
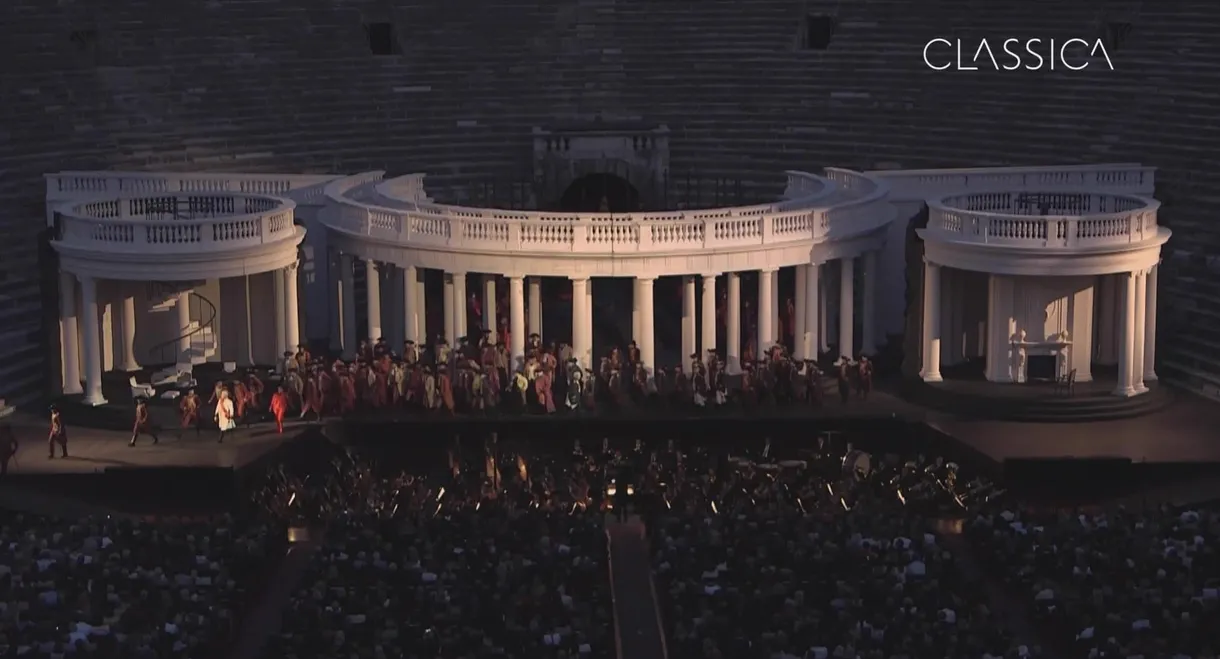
<box><xmin>46</xmin><ymin>183</ymin><xmax>320</xmax><ymax>405</ymax></box>
<box><xmin>331</xmin><ymin>253</ymin><xmax>880</xmax><ymax>376</ymax></box>
<box><xmin>45</xmin><ymin>162</ymin><xmax>1162</xmax><ymax>403</ymax></box>
<box><xmin>918</xmin><ymin>186</ymin><xmax>1166</xmax><ymax>397</ymax></box>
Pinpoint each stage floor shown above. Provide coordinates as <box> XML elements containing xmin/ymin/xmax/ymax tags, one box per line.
<box><xmin>8</xmin><ymin>386</ymin><xmax>1220</xmax><ymax>475</ymax></box>
<box><xmin>4</xmin><ymin>414</ymin><xmax>310</xmax><ymax>475</ymax></box>
<box><xmin>928</xmin><ymin>394</ymin><xmax>1220</xmax><ymax>464</ymax></box>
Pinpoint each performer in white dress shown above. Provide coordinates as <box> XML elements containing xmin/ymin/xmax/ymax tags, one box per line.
<box><xmin>215</xmin><ymin>388</ymin><xmax>237</xmax><ymax>443</ymax></box>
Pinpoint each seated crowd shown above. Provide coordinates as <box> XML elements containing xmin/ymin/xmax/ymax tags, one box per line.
<box><xmin>0</xmin><ymin>511</ymin><xmax>276</xmax><ymax>658</ymax></box>
<box><xmin>260</xmin><ymin>439</ymin><xmax>616</xmax><ymax>659</ymax></box>
<box><xmin>970</xmin><ymin>505</ymin><xmax>1220</xmax><ymax>658</ymax></box>
<box><xmin>645</xmin><ymin>441</ymin><xmax>1024</xmax><ymax>659</ymax></box>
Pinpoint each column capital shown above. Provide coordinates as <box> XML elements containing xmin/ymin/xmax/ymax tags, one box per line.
<box><xmin>568</xmin><ymin>275</ymin><xmax>590</xmax><ymax>283</ymax></box>
<box><xmin>508</xmin><ymin>274</ymin><xmax>525</xmax><ymax>282</ymax></box>
<box><xmin>700</xmin><ymin>273</ymin><xmax>718</xmax><ymax>280</ymax></box>
<box><xmin>635</xmin><ymin>275</ymin><xmax>657</xmax><ymax>282</ymax></box>
<box><xmin>759</xmin><ymin>266</ymin><xmax>779</xmax><ymax>274</ymax></box>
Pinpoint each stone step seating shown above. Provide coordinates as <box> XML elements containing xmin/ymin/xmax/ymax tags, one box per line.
<box><xmin>905</xmin><ymin>376</ymin><xmax>1174</xmax><ymax>423</ymax></box>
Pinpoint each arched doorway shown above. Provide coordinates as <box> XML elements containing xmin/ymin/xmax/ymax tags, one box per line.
<box><xmin>558</xmin><ymin>173</ymin><xmax>640</xmax><ymax>213</ymax></box>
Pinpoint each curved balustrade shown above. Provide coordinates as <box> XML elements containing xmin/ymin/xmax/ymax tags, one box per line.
<box><xmin>926</xmin><ymin>191</ymin><xmax>1161</xmax><ymax>249</ymax></box>
<box><xmin>872</xmin><ymin>163</ymin><xmax>1157</xmax><ymax>201</ymax></box>
<box><xmin>323</xmin><ymin>168</ymin><xmax>896</xmax><ymax>256</ymax></box>
<box><xmin>44</xmin><ymin>171</ymin><xmax>339</xmax><ymax>214</ymax></box>
<box><xmin>56</xmin><ymin>193</ymin><xmax>298</xmax><ymax>254</ymax></box>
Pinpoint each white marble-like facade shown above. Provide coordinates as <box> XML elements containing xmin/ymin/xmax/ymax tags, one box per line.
<box><xmin>45</xmin><ymin>162</ymin><xmax>1162</xmax><ymax>402</ymax></box>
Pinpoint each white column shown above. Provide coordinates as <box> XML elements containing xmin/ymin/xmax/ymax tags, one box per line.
<box><xmin>921</xmin><ymin>260</ymin><xmax>942</xmax><ymax>382</ymax></box>
<box><xmin>1132</xmin><ymin>270</ymin><xmax>1148</xmax><ymax>393</ymax></box>
<box><xmin>365</xmin><ymin>260</ymin><xmax>382</xmax><ymax>342</ymax></box>
<box><xmin>794</xmin><ymin>265</ymin><xmax>807</xmax><ymax>360</ymax></box>
<box><xmin>100</xmin><ymin>302</ymin><xmax>114</xmax><ymax>372</ymax></box>
<box><xmin>509</xmin><ymin>276</ymin><xmax>526</xmax><ymax>370</ymax></box>
<box><xmin>1113</xmin><ymin>272</ymin><xmax>1137</xmax><ymax>396</ymax></box>
<box><xmin>1070</xmin><ymin>284</ymin><xmax>1094</xmax><ymax>382</ymax></box>
<box><xmin>939</xmin><ymin>269</ymin><xmax>953</xmax><ymax>368</ymax></box>
<box><xmin>839</xmin><ymin>257</ymin><xmax>855</xmax><ymax>360</ymax></box>
<box><xmin>243</xmin><ymin>276</ymin><xmax>255</xmax><ymax>366</ymax></box>
<box><xmin>403</xmin><ymin>265</ymin><xmax>420</xmax><ymax>344</ymax></box>
<box><xmin>769</xmin><ymin>269</ymin><xmax>780</xmax><ymax>345</ymax></box>
<box><xmin>339</xmin><ymin>254</ymin><xmax>356</xmax><ymax>359</ymax></box>
<box><xmin>1095</xmin><ymin>275</ymin><xmax>1115</xmax><ymax>363</ymax></box>
<box><xmin>758</xmin><ymin>268</ymin><xmax>775</xmax><ymax>357</ymax></box>
<box><xmin>528</xmin><ymin>277</ymin><xmax>543</xmax><ymax>338</ymax></box>
<box><xmin>986</xmin><ymin>275</ymin><xmax>1001</xmax><ymax>381</ymax></box>
<box><xmin>453</xmin><ymin>273</ymin><xmax>467</xmax><ymax>340</ymax></box>
<box><xmin>80</xmin><ymin>276</ymin><xmax>107</xmax><ymax>406</ymax></box>
<box><xmin>583</xmin><ymin>280</ymin><xmax>593</xmax><ymax>367</ymax></box>
<box><xmin>638</xmin><ymin>276</ymin><xmax>656</xmax><ymax>374</ymax></box>
<box><xmin>443</xmin><ymin>273</ymin><xmax>456</xmax><ymax>344</ymax></box>
<box><xmin>986</xmin><ymin>275</ymin><xmax>1015</xmax><ymax>383</ymax></box>
<box><xmin>726</xmin><ymin>273</ymin><xmax>741</xmax><ymax>373</ymax></box>
<box><xmin>120</xmin><ymin>292</ymin><xmax>139</xmax><ymax>372</ymax></box>
<box><xmin>483</xmin><ymin>274</ymin><xmax>497</xmax><ymax>342</ymax></box>
<box><xmin>819</xmin><ymin>265</ymin><xmax>830</xmax><ymax>352</ymax></box>
<box><xmin>60</xmin><ymin>272</ymin><xmax>83</xmax><ymax>394</ymax></box>
<box><xmin>284</xmin><ymin>264</ymin><xmax>301</xmax><ymax>352</ymax></box>
<box><xmin>273</xmin><ymin>271</ymin><xmax>287</xmax><ymax>368</ymax></box>
<box><xmin>1144</xmin><ymin>265</ymin><xmax>1158</xmax><ymax>381</ymax></box>
<box><xmin>416</xmin><ymin>274</ymin><xmax>428</xmax><ymax>344</ymax></box>
<box><xmin>862</xmin><ymin>250</ymin><xmax>877</xmax><ymax>356</ymax></box>
<box><xmin>701</xmin><ymin>274</ymin><xmax>717</xmax><ymax>358</ymax></box>
<box><xmin>177</xmin><ymin>291</ymin><xmax>191</xmax><ymax>357</ymax></box>
<box><xmin>631</xmin><ymin>278</ymin><xmax>642</xmax><ymax>343</ymax></box>
<box><xmin>571</xmin><ymin>277</ymin><xmax>591</xmax><ymax>369</ymax></box>
<box><xmin>804</xmin><ymin>263</ymin><xmax>820</xmax><ymax>360</ymax></box>
<box><xmin>681</xmin><ymin>276</ymin><xmax>697</xmax><ymax>369</ymax></box>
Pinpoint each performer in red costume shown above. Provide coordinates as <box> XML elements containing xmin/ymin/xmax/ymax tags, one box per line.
<box><xmin>48</xmin><ymin>406</ymin><xmax>67</xmax><ymax>459</ymax></box>
<box><xmin>179</xmin><ymin>389</ymin><xmax>202</xmax><ymax>438</ymax></box>
<box><xmin>270</xmin><ymin>386</ymin><xmax>289</xmax><ymax>433</ymax></box>
<box><xmin>439</xmin><ymin>366</ymin><xmax>456</xmax><ymax>414</ymax></box>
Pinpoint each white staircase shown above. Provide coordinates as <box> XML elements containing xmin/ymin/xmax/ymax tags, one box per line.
<box><xmin>147</xmin><ymin>288</ymin><xmax>219</xmax><ymax>386</ymax></box>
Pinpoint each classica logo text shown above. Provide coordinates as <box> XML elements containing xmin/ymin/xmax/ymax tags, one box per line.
<box><xmin>923</xmin><ymin>38</ymin><xmax>1115</xmax><ymax>71</ymax></box>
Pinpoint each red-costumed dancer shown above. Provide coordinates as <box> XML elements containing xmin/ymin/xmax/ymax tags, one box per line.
<box><xmin>270</xmin><ymin>386</ymin><xmax>289</xmax><ymax>433</ymax></box>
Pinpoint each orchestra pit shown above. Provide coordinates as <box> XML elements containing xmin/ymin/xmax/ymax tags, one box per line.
<box><xmin>5</xmin><ymin>1</ymin><xmax>1220</xmax><ymax>658</ymax></box>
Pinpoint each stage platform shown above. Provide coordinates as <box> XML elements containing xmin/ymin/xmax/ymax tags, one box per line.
<box><xmin>904</xmin><ymin>367</ymin><xmax>1173</xmax><ymax>423</ymax></box>
<box><xmin>0</xmin><ymin>410</ymin><xmax>314</xmax><ymax>512</ymax></box>
<box><xmin>50</xmin><ymin>362</ymin><xmax>277</xmax><ymax>432</ymax></box>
